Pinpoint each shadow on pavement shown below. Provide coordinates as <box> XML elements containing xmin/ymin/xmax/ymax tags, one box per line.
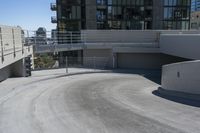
<box><xmin>112</xmin><ymin>69</ymin><xmax>162</xmax><ymax>85</ymax></box>
<box><xmin>153</xmin><ymin>87</ymin><xmax>200</xmax><ymax>108</ymax></box>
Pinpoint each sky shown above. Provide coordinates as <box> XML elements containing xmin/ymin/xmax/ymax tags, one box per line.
<box><xmin>0</xmin><ymin>0</ymin><xmax>56</xmax><ymax>31</ymax></box>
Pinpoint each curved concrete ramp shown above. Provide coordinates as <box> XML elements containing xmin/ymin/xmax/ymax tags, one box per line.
<box><xmin>0</xmin><ymin>72</ymin><xmax>200</xmax><ymax>133</ymax></box>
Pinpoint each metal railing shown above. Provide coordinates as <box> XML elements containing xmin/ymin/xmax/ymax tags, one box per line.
<box><xmin>31</xmin><ymin>31</ymin><xmax>83</xmax><ymax>53</ymax></box>
<box><xmin>30</xmin><ymin>30</ymin><xmax>200</xmax><ymax>54</ymax></box>
<box><xmin>34</xmin><ymin>56</ymin><xmax>110</xmax><ymax>71</ymax></box>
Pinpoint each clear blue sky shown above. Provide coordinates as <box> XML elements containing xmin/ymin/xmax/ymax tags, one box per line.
<box><xmin>0</xmin><ymin>0</ymin><xmax>56</xmax><ymax>31</ymax></box>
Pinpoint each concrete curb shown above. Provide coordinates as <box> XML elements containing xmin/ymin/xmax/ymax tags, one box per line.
<box><xmin>158</xmin><ymin>87</ymin><xmax>200</xmax><ymax>102</ymax></box>
<box><xmin>26</xmin><ymin>70</ymin><xmax>113</xmax><ymax>85</ymax></box>
<box><xmin>58</xmin><ymin>70</ymin><xmax>113</xmax><ymax>78</ymax></box>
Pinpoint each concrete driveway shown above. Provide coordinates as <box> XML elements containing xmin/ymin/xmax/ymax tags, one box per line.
<box><xmin>0</xmin><ymin>71</ymin><xmax>199</xmax><ymax>133</ymax></box>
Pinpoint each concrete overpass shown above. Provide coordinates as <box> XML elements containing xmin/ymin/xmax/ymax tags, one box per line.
<box><xmin>34</xmin><ymin>30</ymin><xmax>200</xmax><ymax>69</ymax></box>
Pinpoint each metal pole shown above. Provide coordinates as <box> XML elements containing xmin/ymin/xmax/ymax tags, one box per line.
<box><xmin>22</xmin><ymin>30</ymin><xmax>24</xmax><ymax>54</ymax></box>
<box><xmin>93</xmin><ymin>56</ymin><xmax>96</xmax><ymax>71</ymax></box>
<box><xmin>0</xmin><ymin>28</ymin><xmax>4</xmax><ymax>62</ymax></box>
<box><xmin>12</xmin><ymin>29</ymin><xmax>16</xmax><ymax>57</ymax></box>
<box><xmin>66</xmin><ymin>56</ymin><xmax>68</xmax><ymax>73</ymax></box>
<box><xmin>34</xmin><ymin>31</ymin><xmax>37</xmax><ymax>52</ymax></box>
<box><xmin>26</xmin><ymin>30</ymin><xmax>30</xmax><ymax>52</ymax></box>
<box><xmin>113</xmin><ymin>54</ymin><xmax>115</xmax><ymax>69</ymax></box>
<box><xmin>82</xmin><ymin>31</ymin><xmax>86</xmax><ymax>48</ymax></box>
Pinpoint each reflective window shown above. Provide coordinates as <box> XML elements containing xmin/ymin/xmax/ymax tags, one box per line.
<box><xmin>97</xmin><ymin>0</ymin><xmax>153</xmax><ymax>29</ymax></box>
<box><xmin>163</xmin><ymin>0</ymin><xmax>191</xmax><ymax>29</ymax></box>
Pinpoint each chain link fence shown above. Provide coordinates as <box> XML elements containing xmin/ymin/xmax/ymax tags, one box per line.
<box><xmin>33</xmin><ymin>55</ymin><xmax>111</xmax><ymax>74</ymax></box>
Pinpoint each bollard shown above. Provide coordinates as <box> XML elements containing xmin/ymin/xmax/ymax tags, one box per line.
<box><xmin>66</xmin><ymin>57</ymin><xmax>68</xmax><ymax>73</ymax></box>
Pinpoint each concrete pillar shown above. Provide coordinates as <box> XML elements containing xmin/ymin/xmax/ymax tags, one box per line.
<box><xmin>10</xmin><ymin>59</ymin><xmax>25</xmax><ymax>77</ymax></box>
<box><xmin>112</xmin><ymin>53</ymin><xmax>117</xmax><ymax>69</ymax></box>
<box><xmin>59</xmin><ymin>52</ymin><xmax>64</xmax><ymax>67</ymax></box>
<box><xmin>85</xmin><ymin>0</ymin><xmax>97</xmax><ymax>29</ymax></box>
<box><xmin>77</xmin><ymin>50</ymin><xmax>82</xmax><ymax>63</ymax></box>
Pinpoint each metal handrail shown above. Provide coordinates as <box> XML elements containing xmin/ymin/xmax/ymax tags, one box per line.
<box><xmin>31</xmin><ymin>30</ymin><xmax>200</xmax><ymax>54</ymax></box>
<box><xmin>0</xmin><ymin>28</ymin><xmax>4</xmax><ymax>62</ymax></box>
<box><xmin>12</xmin><ymin>29</ymin><xmax>16</xmax><ymax>57</ymax></box>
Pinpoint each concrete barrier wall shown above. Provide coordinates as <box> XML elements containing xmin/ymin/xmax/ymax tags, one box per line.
<box><xmin>161</xmin><ymin>60</ymin><xmax>200</xmax><ymax>95</ymax></box>
<box><xmin>0</xmin><ymin>25</ymin><xmax>33</xmax><ymax>81</ymax></box>
<box><xmin>82</xmin><ymin>30</ymin><xmax>160</xmax><ymax>43</ymax></box>
<box><xmin>0</xmin><ymin>25</ymin><xmax>33</xmax><ymax>70</ymax></box>
<box><xmin>160</xmin><ymin>34</ymin><xmax>200</xmax><ymax>60</ymax></box>
<box><xmin>82</xmin><ymin>30</ymin><xmax>200</xmax><ymax>44</ymax></box>
<box><xmin>0</xmin><ymin>25</ymin><xmax>22</xmax><ymax>51</ymax></box>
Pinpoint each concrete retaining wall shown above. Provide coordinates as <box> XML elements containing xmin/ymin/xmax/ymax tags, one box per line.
<box><xmin>0</xmin><ymin>59</ymin><xmax>25</xmax><ymax>82</ymax></box>
<box><xmin>0</xmin><ymin>66</ymin><xmax>11</xmax><ymax>81</ymax></box>
<box><xmin>161</xmin><ymin>60</ymin><xmax>200</xmax><ymax>96</ymax></box>
<box><xmin>160</xmin><ymin>34</ymin><xmax>200</xmax><ymax>60</ymax></box>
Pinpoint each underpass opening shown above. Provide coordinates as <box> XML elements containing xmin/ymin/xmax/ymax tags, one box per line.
<box><xmin>117</xmin><ymin>53</ymin><xmax>190</xmax><ymax>70</ymax></box>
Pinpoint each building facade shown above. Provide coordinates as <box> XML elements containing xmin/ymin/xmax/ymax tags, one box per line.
<box><xmin>190</xmin><ymin>11</ymin><xmax>200</xmax><ymax>29</ymax></box>
<box><xmin>163</xmin><ymin>0</ymin><xmax>191</xmax><ymax>29</ymax></box>
<box><xmin>192</xmin><ymin>0</ymin><xmax>200</xmax><ymax>12</ymax></box>
<box><xmin>51</xmin><ymin>0</ymin><xmax>191</xmax><ymax>31</ymax></box>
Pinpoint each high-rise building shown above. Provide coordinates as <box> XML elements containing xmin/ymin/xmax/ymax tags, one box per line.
<box><xmin>192</xmin><ymin>0</ymin><xmax>200</xmax><ymax>12</ymax></box>
<box><xmin>190</xmin><ymin>11</ymin><xmax>200</xmax><ymax>29</ymax></box>
<box><xmin>36</xmin><ymin>27</ymin><xmax>47</xmax><ymax>38</ymax></box>
<box><xmin>51</xmin><ymin>0</ymin><xmax>191</xmax><ymax>31</ymax></box>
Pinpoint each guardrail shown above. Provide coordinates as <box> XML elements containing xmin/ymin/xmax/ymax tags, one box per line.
<box><xmin>29</xmin><ymin>31</ymin><xmax>83</xmax><ymax>53</ymax></box>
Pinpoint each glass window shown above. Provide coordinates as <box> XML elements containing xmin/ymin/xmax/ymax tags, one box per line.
<box><xmin>108</xmin><ymin>0</ymin><xmax>112</xmax><ymax>5</ymax></box>
<box><xmin>163</xmin><ymin>0</ymin><xmax>190</xmax><ymax>29</ymax></box>
<box><xmin>98</xmin><ymin>0</ymin><xmax>153</xmax><ymax>30</ymax></box>
<box><xmin>97</xmin><ymin>0</ymin><xmax>107</xmax><ymax>5</ymax></box>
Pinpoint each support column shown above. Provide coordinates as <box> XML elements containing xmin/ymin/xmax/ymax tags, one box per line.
<box><xmin>10</xmin><ymin>59</ymin><xmax>25</xmax><ymax>77</ymax></box>
<box><xmin>112</xmin><ymin>53</ymin><xmax>117</xmax><ymax>69</ymax></box>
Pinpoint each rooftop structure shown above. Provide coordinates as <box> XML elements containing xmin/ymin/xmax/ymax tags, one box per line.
<box><xmin>190</xmin><ymin>10</ymin><xmax>200</xmax><ymax>29</ymax></box>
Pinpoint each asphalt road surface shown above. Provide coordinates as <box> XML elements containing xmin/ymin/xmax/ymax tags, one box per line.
<box><xmin>0</xmin><ymin>72</ymin><xmax>199</xmax><ymax>133</ymax></box>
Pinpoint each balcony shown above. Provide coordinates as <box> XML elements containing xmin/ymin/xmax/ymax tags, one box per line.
<box><xmin>51</xmin><ymin>17</ymin><xmax>57</xmax><ymax>23</ymax></box>
<box><xmin>96</xmin><ymin>1</ymin><xmax>107</xmax><ymax>9</ymax></box>
<box><xmin>50</xmin><ymin>3</ymin><xmax>57</xmax><ymax>11</ymax></box>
